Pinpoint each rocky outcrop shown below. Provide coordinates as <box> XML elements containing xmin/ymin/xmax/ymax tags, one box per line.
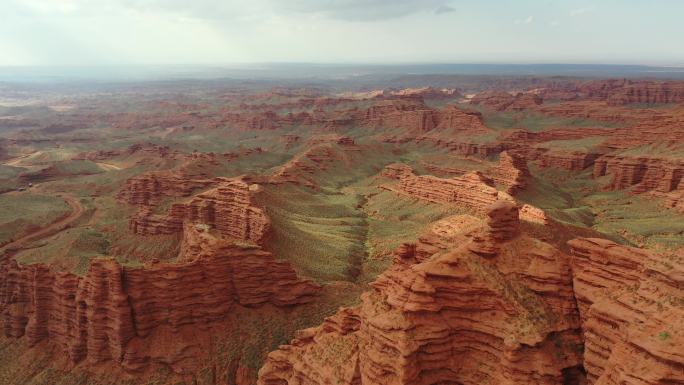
<box><xmin>361</xmin><ymin>100</ymin><xmax>488</xmax><ymax>133</ymax></box>
<box><xmin>433</xmin><ymin>105</ymin><xmax>488</xmax><ymax>132</ymax></box>
<box><xmin>270</xmin><ymin>143</ymin><xmax>351</xmax><ymax>187</ymax></box>
<box><xmin>593</xmin><ymin>154</ymin><xmax>684</xmax><ymax>193</ymax></box>
<box><xmin>0</xmin><ymin>225</ymin><xmax>318</xmax><ymax>373</ymax></box>
<box><xmin>539</xmin><ymin>79</ymin><xmax>684</xmax><ymax>105</ymax></box>
<box><xmin>362</xmin><ymin>99</ymin><xmax>439</xmax><ymax>132</ymax></box>
<box><xmin>259</xmin><ymin>203</ymin><xmax>584</xmax><ymax>385</ymax></box>
<box><xmin>519</xmin><ymin>204</ymin><xmax>550</xmax><ymax>225</ymax></box>
<box><xmin>538</xmin><ymin>151</ymin><xmax>602</xmax><ymax>171</ymax></box>
<box><xmin>585</xmin><ymin>79</ymin><xmax>684</xmax><ymax>105</ymax></box>
<box><xmin>568</xmin><ymin>238</ymin><xmax>684</xmax><ymax>385</ymax></box>
<box><xmin>470</xmin><ymin>91</ymin><xmax>542</xmax><ymax>111</ymax></box>
<box><xmin>469</xmin><ymin>200</ymin><xmax>521</xmax><ymax>257</ymax></box>
<box><xmin>117</xmin><ymin>171</ymin><xmax>214</xmax><ymax>207</ymax></box>
<box><xmin>382</xmin><ymin>164</ymin><xmax>500</xmax><ymax>213</ymax></box>
<box><xmin>389</xmin><ymin>87</ymin><xmax>460</xmax><ymax>99</ymax></box>
<box><xmin>489</xmin><ymin>151</ymin><xmax>530</xmax><ymax>194</ymax></box>
<box><xmin>380</xmin><ymin>163</ymin><xmax>414</xmax><ymax>179</ymax></box>
<box><xmin>130</xmin><ymin>178</ymin><xmax>270</xmax><ymax>244</ymax></box>
<box><xmin>450</xmin><ymin>142</ymin><xmax>502</xmax><ymax>158</ymax></box>
<box><xmin>388</xmin><ymin>137</ymin><xmax>502</xmax><ymax>158</ymax></box>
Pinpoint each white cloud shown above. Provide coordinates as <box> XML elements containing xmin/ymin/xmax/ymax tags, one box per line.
<box><xmin>515</xmin><ymin>15</ymin><xmax>534</xmax><ymax>25</ymax></box>
<box><xmin>570</xmin><ymin>6</ymin><xmax>595</xmax><ymax>16</ymax></box>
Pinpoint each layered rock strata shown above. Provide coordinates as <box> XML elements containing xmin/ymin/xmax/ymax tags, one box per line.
<box><xmin>259</xmin><ymin>203</ymin><xmax>584</xmax><ymax>385</ymax></box>
<box><xmin>593</xmin><ymin>154</ymin><xmax>684</xmax><ymax>192</ymax></box>
<box><xmin>489</xmin><ymin>151</ymin><xmax>530</xmax><ymax>194</ymax></box>
<box><xmin>0</xmin><ymin>225</ymin><xmax>318</xmax><ymax>372</ymax></box>
<box><xmin>470</xmin><ymin>91</ymin><xmax>543</xmax><ymax>111</ymax></box>
<box><xmin>382</xmin><ymin>164</ymin><xmax>500</xmax><ymax>213</ymax></box>
<box><xmin>469</xmin><ymin>200</ymin><xmax>521</xmax><ymax>257</ymax></box>
<box><xmin>117</xmin><ymin>171</ymin><xmax>214</xmax><ymax>207</ymax></box>
<box><xmin>568</xmin><ymin>238</ymin><xmax>684</xmax><ymax>385</ymax></box>
<box><xmin>538</xmin><ymin>151</ymin><xmax>602</xmax><ymax>171</ymax></box>
<box><xmin>129</xmin><ymin>178</ymin><xmax>270</xmax><ymax>244</ymax></box>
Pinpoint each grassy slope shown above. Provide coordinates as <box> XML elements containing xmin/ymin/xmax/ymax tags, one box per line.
<box><xmin>465</xmin><ymin>104</ymin><xmax>617</xmax><ymax>133</ymax></box>
<box><xmin>518</xmin><ymin>165</ymin><xmax>684</xmax><ymax>251</ymax></box>
<box><xmin>0</xmin><ymin>193</ymin><xmax>70</xmax><ymax>246</ymax></box>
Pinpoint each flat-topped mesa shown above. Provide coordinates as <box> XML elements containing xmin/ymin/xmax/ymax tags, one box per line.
<box><xmin>469</xmin><ymin>200</ymin><xmax>521</xmax><ymax>257</ymax></box>
<box><xmin>433</xmin><ymin>105</ymin><xmax>488</xmax><ymax>132</ymax></box>
<box><xmin>359</xmin><ymin>99</ymin><xmax>487</xmax><ymax>134</ymax></box>
<box><xmin>567</xmin><ymin>238</ymin><xmax>684</xmax><ymax>385</ymax></box>
<box><xmin>489</xmin><ymin>151</ymin><xmax>530</xmax><ymax>194</ymax></box>
<box><xmin>394</xmin><ymin>167</ymin><xmax>500</xmax><ymax>213</ymax></box>
<box><xmin>0</xmin><ymin>226</ymin><xmax>319</xmax><ymax>374</ymax></box>
<box><xmin>362</xmin><ymin>99</ymin><xmax>437</xmax><ymax>131</ymax></box>
<box><xmin>259</xmin><ymin>211</ymin><xmax>582</xmax><ymax>385</ymax></box>
<box><xmin>130</xmin><ymin>178</ymin><xmax>270</xmax><ymax>244</ymax></box>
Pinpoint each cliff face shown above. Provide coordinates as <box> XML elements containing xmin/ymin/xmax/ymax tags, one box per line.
<box><xmin>539</xmin><ymin>79</ymin><xmax>684</xmax><ymax>105</ymax></box>
<box><xmin>470</xmin><ymin>91</ymin><xmax>543</xmax><ymax>111</ymax></box>
<box><xmin>258</xmin><ymin>208</ymin><xmax>684</xmax><ymax>385</ymax></box>
<box><xmin>382</xmin><ymin>164</ymin><xmax>500</xmax><ymax>213</ymax></box>
<box><xmin>538</xmin><ymin>151</ymin><xmax>602</xmax><ymax>171</ymax></box>
<box><xmin>593</xmin><ymin>154</ymin><xmax>684</xmax><ymax>192</ymax></box>
<box><xmin>117</xmin><ymin>171</ymin><xmax>214</xmax><ymax>207</ymax></box>
<box><xmin>568</xmin><ymin>238</ymin><xmax>684</xmax><ymax>385</ymax></box>
<box><xmin>259</xmin><ymin>203</ymin><xmax>585</xmax><ymax>385</ymax></box>
<box><xmin>0</xmin><ymin>225</ymin><xmax>318</xmax><ymax>373</ymax></box>
<box><xmin>489</xmin><ymin>151</ymin><xmax>530</xmax><ymax>194</ymax></box>
<box><xmin>128</xmin><ymin>178</ymin><xmax>270</xmax><ymax>244</ymax></box>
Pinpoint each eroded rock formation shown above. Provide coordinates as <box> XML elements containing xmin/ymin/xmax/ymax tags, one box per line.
<box><xmin>470</xmin><ymin>91</ymin><xmax>543</xmax><ymax>111</ymax></box>
<box><xmin>538</xmin><ymin>151</ymin><xmax>602</xmax><ymax>171</ymax></box>
<box><xmin>259</xmin><ymin>203</ymin><xmax>584</xmax><ymax>385</ymax></box>
<box><xmin>129</xmin><ymin>178</ymin><xmax>270</xmax><ymax>244</ymax></box>
<box><xmin>469</xmin><ymin>200</ymin><xmax>521</xmax><ymax>256</ymax></box>
<box><xmin>382</xmin><ymin>164</ymin><xmax>500</xmax><ymax>213</ymax></box>
<box><xmin>118</xmin><ymin>171</ymin><xmax>214</xmax><ymax>207</ymax></box>
<box><xmin>538</xmin><ymin>79</ymin><xmax>684</xmax><ymax>105</ymax></box>
<box><xmin>489</xmin><ymin>151</ymin><xmax>530</xmax><ymax>194</ymax></box>
<box><xmin>593</xmin><ymin>154</ymin><xmax>684</xmax><ymax>192</ymax></box>
<box><xmin>0</xmin><ymin>225</ymin><xmax>318</xmax><ymax>373</ymax></box>
<box><xmin>568</xmin><ymin>238</ymin><xmax>684</xmax><ymax>384</ymax></box>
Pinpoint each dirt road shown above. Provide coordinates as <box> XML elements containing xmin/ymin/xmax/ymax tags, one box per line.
<box><xmin>0</xmin><ymin>194</ymin><xmax>85</xmax><ymax>258</ymax></box>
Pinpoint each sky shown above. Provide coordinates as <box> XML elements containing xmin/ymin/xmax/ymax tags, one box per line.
<box><xmin>2</xmin><ymin>0</ymin><xmax>684</xmax><ymax>66</ymax></box>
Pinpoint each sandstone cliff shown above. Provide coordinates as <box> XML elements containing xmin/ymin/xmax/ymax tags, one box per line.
<box><xmin>470</xmin><ymin>91</ymin><xmax>543</xmax><ymax>111</ymax></box>
<box><xmin>129</xmin><ymin>178</ymin><xmax>270</xmax><ymax>244</ymax></box>
<box><xmin>488</xmin><ymin>151</ymin><xmax>530</xmax><ymax>194</ymax></box>
<box><xmin>259</xmin><ymin>203</ymin><xmax>585</xmax><ymax>385</ymax></box>
<box><xmin>117</xmin><ymin>171</ymin><xmax>214</xmax><ymax>208</ymax></box>
<box><xmin>593</xmin><ymin>154</ymin><xmax>684</xmax><ymax>192</ymax></box>
<box><xmin>382</xmin><ymin>164</ymin><xmax>500</xmax><ymax>213</ymax></box>
<box><xmin>0</xmin><ymin>224</ymin><xmax>318</xmax><ymax>374</ymax></box>
<box><xmin>568</xmin><ymin>238</ymin><xmax>684</xmax><ymax>385</ymax></box>
<box><xmin>539</xmin><ymin>79</ymin><xmax>684</xmax><ymax>105</ymax></box>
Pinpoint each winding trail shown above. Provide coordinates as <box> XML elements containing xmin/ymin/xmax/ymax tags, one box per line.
<box><xmin>1</xmin><ymin>194</ymin><xmax>84</xmax><ymax>259</ymax></box>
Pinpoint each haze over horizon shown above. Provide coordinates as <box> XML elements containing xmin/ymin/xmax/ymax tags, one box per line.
<box><xmin>3</xmin><ymin>0</ymin><xmax>684</xmax><ymax>67</ymax></box>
